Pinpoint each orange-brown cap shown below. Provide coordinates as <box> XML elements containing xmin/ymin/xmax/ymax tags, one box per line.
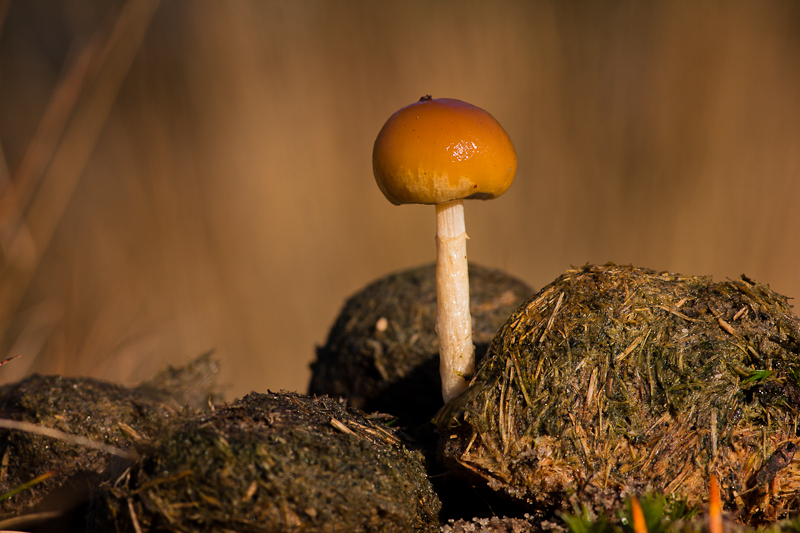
<box><xmin>373</xmin><ymin>97</ymin><xmax>517</xmax><ymax>205</ymax></box>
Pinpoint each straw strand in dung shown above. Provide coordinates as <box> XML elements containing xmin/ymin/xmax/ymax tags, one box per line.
<box><xmin>436</xmin><ymin>264</ymin><xmax>800</xmax><ymax>523</ymax></box>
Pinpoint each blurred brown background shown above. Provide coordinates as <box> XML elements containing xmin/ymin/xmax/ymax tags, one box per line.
<box><xmin>0</xmin><ymin>1</ymin><xmax>798</xmax><ymax>399</ymax></box>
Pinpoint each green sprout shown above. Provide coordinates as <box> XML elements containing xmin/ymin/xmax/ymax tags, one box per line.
<box><xmin>0</xmin><ymin>469</ymin><xmax>57</xmax><ymax>503</ymax></box>
<box><xmin>742</xmin><ymin>369</ymin><xmax>772</xmax><ymax>386</ymax></box>
<box><xmin>621</xmin><ymin>494</ymin><xmax>698</xmax><ymax>533</ymax></box>
<box><xmin>560</xmin><ymin>504</ymin><xmax>612</xmax><ymax>533</ymax></box>
<box><xmin>561</xmin><ymin>494</ymin><xmax>698</xmax><ymax>533</ymax></box>
<box><xmin>789</xmin><ymin>367</ymin><xmax>800</xmax><ymax>388</ymax></box>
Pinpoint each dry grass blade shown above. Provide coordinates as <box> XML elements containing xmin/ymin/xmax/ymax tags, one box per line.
<box><xmin>615</xmin><ymin>334</ymin><xmax>645</xmax><ymax>363</ymax></box>
<box><xmin>330</xmin><ymin>417</ymin><xmax>355</xmax><ymax>435</ymax></box>
<box><xmin>0</xmin><ymin>0</ymin><xmax>161</xmax><ymax>346</ymax></box>
<box><xmin>0</xmin><ymin>20</ymin><xmax>105</xmax><ymax>267</ymax></box>
<box><xmin>130</xmin><ymin>470</ymin><xmax>192</xmax><ymax>495</ymax></box>
<box><xmin>0</xmin><ymin>355</ymin><xmax>20</xmax><ymax>368</ymax></box>
<box><xmin>127</xmin><ymin>497</ymin><xmax>143</xmax><ymax>533</ymax></box>
<box><xmin>0</xmin><ymin>511</ymin><xmax>62</xmax><ymax>530</ymax></box>
<box><xmin>0</xmin><ymin>418</ymin><xmax>136</xmax><ymax>459</ymax></box>
<box><xmin>0</xmin><ymin>469</ymin><xmax>56</xmax><ymax>503</ymax></box>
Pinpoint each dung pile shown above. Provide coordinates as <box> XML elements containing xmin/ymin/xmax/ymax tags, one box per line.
<box><xmin>0</xmin><ymin>353</ymin><xmax>219</xmax><ymax>519</ymax></box>
<box><xmin>310</xmin><ymin>263</ymin><xmax>532</xmax><ymax>429</ymax></box>
<box><xmin>88</xmin><ymin>391</ymin><xmax>441</xmax><ymax>532</ymax></box>
<box><xmin>436</xmin><ymin>264</ymin><xmax>800</xmax><ymax>524</ymax></box>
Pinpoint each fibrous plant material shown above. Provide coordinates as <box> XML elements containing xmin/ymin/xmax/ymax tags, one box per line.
<box><xmin>309</xmin><ymin>263</ymin><xmax>532</xmax><ymax>430</ymax></box>
<box><xmin>436</xmin><ymin>264</ymin><xmax>800</xmax><ymax>524</ymax></box>
<box><xmin>88</xmin><ymin>391</ymin><xmax>441</xmax><ymax>533</ymax></box>
<box><xmin>0</xmin><ymin>352</ymin><xmax>219</xmax><ymax>518</ymax></box>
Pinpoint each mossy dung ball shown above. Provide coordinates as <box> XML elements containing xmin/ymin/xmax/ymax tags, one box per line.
<box><xmin>437</xmin><ymin>264</ymin><xmax>800</xmax><ymax>525</ymax></box>
<box><xmin>89</xmin><ymin>391</ymin><xmax>441</xmax><ymax>532</ymax></box>
<box><xmin>310</xmin><ymin>263</ymin><xmax>532</xmax><ymax>429</ymax></box>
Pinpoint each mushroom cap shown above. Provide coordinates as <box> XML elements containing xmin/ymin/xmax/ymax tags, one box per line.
<box><xmin>372</xmin><ymin>97</ymin><xmax>517</xmax><ymax>205</ymax></box>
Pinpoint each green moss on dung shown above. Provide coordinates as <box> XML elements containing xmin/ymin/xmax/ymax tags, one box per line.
<box><xmin>436</xmin><ymin>264</ymin><xmax>800</xmax><ymax>525</ymax></box>
<box><xmin>0</xmin><ymin>353</ymin><xmax>219</xmax><ymax>518</ymax></box>
<box><xmin>89</xmin><ymin>391</ymin><xmax>441</xmax><ymax>532</ymax></box>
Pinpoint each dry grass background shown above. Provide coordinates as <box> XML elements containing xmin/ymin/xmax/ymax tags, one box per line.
<box><xmin>0</xmin><ymin>0</ymin><xmax>797</xmax><ymax>399</ymax></box>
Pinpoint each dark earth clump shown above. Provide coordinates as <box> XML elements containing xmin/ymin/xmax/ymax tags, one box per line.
<box><xmin>436</xmin><ymin>264</ymin><xmax>800</xmax><ymax>525</ymax></box>
<box><xmin>310</xmin><ymin>263</ymin><xmax>533</xmax><ymax>524</ymax></box>
<box><xmin>0</xmin><ymin>352</ymin><xmax>220</xmax><ymax>521</ymax></box>
<box><xmin>87</xmin><ymin>391</ymin><xmax>441</xmax><ymax>533</ymax></box>
<box><xmin>310</xmin><ymin>263</ymin><xmax>532</xmax><ymax>433</ymax></box>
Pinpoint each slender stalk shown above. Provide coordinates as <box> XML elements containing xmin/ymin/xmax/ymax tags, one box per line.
<box><xmin>435</xmin><ymin>199</ymin><xmax>474</xmax><ymax>402</ymax></box>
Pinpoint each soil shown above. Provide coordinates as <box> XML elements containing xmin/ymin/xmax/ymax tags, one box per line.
<box><xmin>308</xmin><ymin>263</ymin><xmax>534</xmax><ymax>523</ymax></box>
<box><xmin>310</xmin><ymin>263</ymin><xmax>533</xmax><ymax>440</ymax></box>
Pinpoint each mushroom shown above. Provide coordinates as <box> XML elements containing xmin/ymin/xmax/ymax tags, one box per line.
<box><xmin>372</xmin><ymin>96</ymin><xmax>517</xmax><ymax>402</ymax></box>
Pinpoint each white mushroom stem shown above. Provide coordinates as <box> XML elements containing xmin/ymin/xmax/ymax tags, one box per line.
<box><xmin>435</xmin><ymin>199</ymin><xmax>474</xmax><ymax>402</ymax></box>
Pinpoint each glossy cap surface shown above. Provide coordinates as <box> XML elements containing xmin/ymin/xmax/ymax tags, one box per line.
<box><xmin>372</xmin><ymin>98</ymin><xmax>517</xmax><ymax>205</ymax></box>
